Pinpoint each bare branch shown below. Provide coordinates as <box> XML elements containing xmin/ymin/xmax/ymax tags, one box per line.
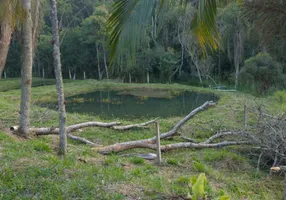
<box><xmin>68</xmin><ymin>134</ymin><xmax>98</xmax><ymax>146</ymax></box>
<box><xmin>112</xmin><ymin>118</ymin><xmax>158</xmax><ymax>130</ymax></box>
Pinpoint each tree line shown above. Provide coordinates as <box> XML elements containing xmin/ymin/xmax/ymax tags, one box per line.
<box><xmin>1</xmin><ymin>0</ymin><xmax>286</xmax><ymax>93</ymax></box>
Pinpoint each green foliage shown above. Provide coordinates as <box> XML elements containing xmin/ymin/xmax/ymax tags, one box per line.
<box><xmin>273</xmin><ymin>90</ymin><xmax>286</xmax><ymax>104</ymax></box>
<box><xmin>131</xmin><ymin>157</ymin><xmax>145</xmax><ymax>165</ymax></box>
<box><xmin>188</xmin><ymin>173</ymin><xmax>230</xmax><ymax>200</ymax></box>
<box><xmin>193</xmin><ymin>161</ymin><xmax>208</xmax><ymax>173</ymax></box>
<box><xmin>32</xmin><ymin>141</ymin><xmax>52</xmax><ymax>152</ymax></box>
<box><xmin>239</xmin><ymin>53</ymin><xmax>285</xmax><ymax>94</ymax></box>
<box><xmin>166</xmin><ymin>158</ymin><xmax>179</xmax><ymax>166</ymax></box>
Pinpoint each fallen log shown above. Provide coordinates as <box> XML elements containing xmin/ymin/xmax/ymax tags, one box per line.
<box><xmin>10</xmin><ymin>121</ymin><xmax>121</xmax><ymax>135</ymax></box>
<box><xmin>98</xmin><ymin>140</ymin><xmax>253</xmax><ymax>154</ymax></box>
<box><xmin>98</xmin><ymin>101</ymin><xmax>216</xmax><ymax>154</ymax></box>
<box><xmin>11</xmin><ymin>118</ymin><xmax>158</xmax><ymax>136</ymax></box>
<box><xmin>112</xmin><ymin>118</ymin><xmax>158</xmax><ymax>130</ymax></box>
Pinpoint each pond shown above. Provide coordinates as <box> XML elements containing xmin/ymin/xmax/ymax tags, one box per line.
<box><xmin>64</xmin><ymin>89</ymin><xmax>219</xmax><ymax>119</ymax></box>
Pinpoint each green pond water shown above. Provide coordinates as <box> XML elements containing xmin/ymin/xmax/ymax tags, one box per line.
<box><xmin>64</xmin><ymin>90</ymin><xmax>219</xmax><ymax>119</ymax></box>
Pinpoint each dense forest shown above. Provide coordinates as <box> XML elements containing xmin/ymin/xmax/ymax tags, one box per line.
<box><xmin>2</xmin><ymin>0</ymin><xmax>286</xmax><ymax>94</ymax></box>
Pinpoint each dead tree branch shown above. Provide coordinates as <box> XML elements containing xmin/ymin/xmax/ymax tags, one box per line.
<box><xmin>98</xmin><ymin>101</ymin><xmax>226</xmax><ymax>154</ymax></box>
<box><xmin>112</xmin><ymin>118</ymin><xmax>158</xmax><ymax>130</ymax></box>
<box><xmin>68</xmin><ymin>134</ymin><xmax>98</xmax><ymax>146</ymax></box>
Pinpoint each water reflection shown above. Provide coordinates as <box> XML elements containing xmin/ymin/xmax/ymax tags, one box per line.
<box><xmin>65</xmin><ymin>90</ymin><xmax>218</xmax><ymax>119</ymax></box>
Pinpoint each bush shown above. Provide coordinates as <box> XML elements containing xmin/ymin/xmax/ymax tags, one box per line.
<box><xmin>239</xmin><ymin>53</ymin><xmax>285</xmax><ymax>94</ymax></box>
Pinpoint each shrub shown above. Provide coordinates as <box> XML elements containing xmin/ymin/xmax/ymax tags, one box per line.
<box><xmin>239</xmin><ymin>53</ymin><xmax>285</xmax><ymax>94</ymax></box>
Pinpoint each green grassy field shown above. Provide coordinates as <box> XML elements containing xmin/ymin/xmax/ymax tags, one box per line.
<box><xmin>0</xmin><ymin>79</ymin><xmax>284</xmax><ymax>199</ymax></box>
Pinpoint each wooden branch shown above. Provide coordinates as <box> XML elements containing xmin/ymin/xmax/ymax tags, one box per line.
<box><xmin>203</xmin><ymin>131</ymin><xmax>242</xmax><ymax>144</ymax></box>
<box><xmin>10</xmin><ymin>121</ymin><xmax>121</xmax><ymax>135</ymax></box>
<box><xmin>159</xmin><ymin>141</ymin><xmax>252</xmax><ymax>152</ymax></box>
<box><xmin>112</xmin><ymin>118</ymin><xmax>158</xmax><ymax>130</ymax></box>
<box><xmin>98</xmin><ymin>140</ymin><xmax>252</xmax><ymax>154</ymax></box>
<box><xmin>99</xmin><ymin>101</ymin><xmax>216</xmax><ymax>154</ymax></box>
<box><xmin>66</xmin><ymin>122</ymin><xmax>121</xmax><ymax>132</ymax></box>
<box><xmin>68</xmin><ymin>134</ymin><xmax>98</xmax><ymax>146</ymax></box>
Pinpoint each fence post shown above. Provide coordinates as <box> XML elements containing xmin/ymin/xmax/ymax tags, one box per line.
<box><xmin>155</xmin><ymin>121</ymin><xmax>161</xmax><ymax>165</ymax></box>
<box><xmin>244</xmin><ymin>105</ymin><xmax>247</xmax><ymax>129</ymax></box>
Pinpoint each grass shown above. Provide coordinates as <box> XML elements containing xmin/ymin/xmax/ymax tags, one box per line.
<box><xmin>0</xmin><ymin>78</ymin><xmax>284</xmax><ymax>199</ymax></box>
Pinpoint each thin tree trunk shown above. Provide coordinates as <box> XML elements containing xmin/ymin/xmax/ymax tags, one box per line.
<box><xmin>147</xmin><ymin>71</ymin><xmax>150</xmax><ymax>83</ymax></box>
<box><xmin>42</xmin><ymin>68</ymin><xmax>45</xmax><ymax>79</ymax></box>
<box><xmin>83</xmin><ymin>71</ymin><xmax>86</xmax><ymax>79</ymax></box>
<box><xmin>129</xmin><ymin>73</ymin><xmax>132</xmax><ymax>83</ymax></box>
<box><xmin>68</xmin><ymin>68</ymin><xmax>72</xmax><ymax>79</ymax></box>
<box><xmin>96</xmin><ymin>44</ymin><xmax>102</xmax><ymax>80</ymax></box>
<box><xmin>0</xmin><ymin>9</ymin><xmax>12</xmax><ymax>79</ymax></box>
<box><xmin>103</xmin><ymin>48</ymin><xmax>109</xmax><ymax>79</ymax></box>
<box><xmin>234</xmin><ymin>31</ymin><xmax>242</xmax><ymax>90</ymax></box>
<box><xmin>4</xmin><ymin>71</ymin><xmax>6</xmax><ymax>79</ymax></box>
<box><xmin>73</xmin><ymin>70</ymin><xmax>76</xmax><ymax>80</ymax></box>
<box><xmin>19</xmin><ymin>0</ymin><xmax>33</xmax><ymax>137</ymax></box>
<box><xmin>50</xmin><ymin>0</ymin><xmax>67</xmax><ymax>155</ymax></box>
<box><xmin>37</xmin><ymin>55</ymin><xmax>41</xmax><ymax>77</ymax></box>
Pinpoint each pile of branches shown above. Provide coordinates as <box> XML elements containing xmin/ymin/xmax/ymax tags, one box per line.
<box><xmin>252</xmin><ymin>111</ymin><xmax>286</xmax><ymax>169</ymax></box>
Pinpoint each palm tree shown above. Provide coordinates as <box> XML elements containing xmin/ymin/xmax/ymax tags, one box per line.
<box><xmin>107</xmin><ymin>0</ymin><xmax>221</xmax><ymax>66</ymax></box>
<box><xmin>0</xmin><ymin>0</ymin><xmax>26</xmax><ymax>79</ymax></box>
<box><xmin>108</xmin><ymin>0</ymin><xmax>286</xmax><ymax>70</ymax></box>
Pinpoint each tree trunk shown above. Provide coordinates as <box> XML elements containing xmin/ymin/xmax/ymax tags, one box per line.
<box><xmin>4</xmin><ymin>71</ymin><xmax>6</xmax><ymax>79</ymax></box>
<box><xmin>50</xmin><ymin>0</ymin><xmax>67</xmax><ymax>155</ymax></box>
<box><xmin>83</xmin><ymin>71</ymin><xmax>86</xmax><ymax>79</ymax></box>
<box><xmin>129</xmin><ymin>73</ymin><xmax>132</xmax><ymax>83</ymax></box>
<box><xmin>103</xmin><ymin>48</ymin><xmax>109</xmax><ymax>79</ymax></box>
<box><xmin>73</xmin><ymin>70</ymin><xmax>76</xmax><ymax>80</ymax></box>
<box><xmin>147</xmin><ymin>71</ymin><xmax>150</xmax><ymax>83</ymax></box>
<box><xmin>42</xmin><ymin>68</ymin><xmax>45</xmax><ymax>79</ymax></box>
<box><xmin>0</xmin><ymin>10</ymin><xmax>12</xmax><ymax>80</ymax></box>
<box><xmin>96</xmin><ymin>44</ymin><xmax>102</xmax><ymax>80</ymax></box>
<box><xmin>234</xmin><ymin>31</ymin><xmax>242</xmax><ymax>90</ymax></box>
<box><xmin>19</xmin><ymin>0</ymin><xmax>33</xmax><ymax>137</ymax></box>
<box><xmin>68</xmin><ymin>68</ymin><xmax>72</xmax><ymax>79</ymax></box>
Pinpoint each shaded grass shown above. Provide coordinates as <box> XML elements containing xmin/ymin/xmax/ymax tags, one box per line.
<box><xmin>0</xmin><ymin>79</ymin><xmax>284</xmax><ymax>199</ymax></box>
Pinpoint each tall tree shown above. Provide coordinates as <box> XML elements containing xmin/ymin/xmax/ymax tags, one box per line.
<box><xmin>0</xmin><ymin>6</ymin><xmax>12</xmax><ymax>79</ymax></box>
<box><xmin>19</xmin><ymin>0</ymin><xmax>33</xmax><ymax>137</ymax></box>
<box><xmin>0</xmin><ymin>0</ymin><xmax>26</xmax><ymax>79</ymax></box>
<box><xmin>50</xmin><ymin>0</ymin><xmax>67</xmax><ymax>155</ymax></box>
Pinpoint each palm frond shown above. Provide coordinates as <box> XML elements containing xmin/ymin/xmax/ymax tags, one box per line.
<box><xmin>0</xmin><ymin>0</ymin><xmax>26</xmax><ymax>29</ymax></box>
<box><xmin>191</xmin><ymin>0</ymin><xmax>220</xmax><ymax>54</ymax></box>
<box><xmin>108</xmin><ymin>0</ymin><xmax>161</xmax><ymax>66</ymax></box>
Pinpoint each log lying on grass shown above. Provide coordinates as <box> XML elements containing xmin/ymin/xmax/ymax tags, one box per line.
<box><xmin>10</xmin><ymin>118</ymin><xmax>158</xmax><ymax>136</ymax></box>
<box><xmin>98</xmin><ymin>130</ymin><xmax>253</xmax><ymax>154</ymax></box>
<box><xmin>98</xmin><ymin>101</ymin><xmax>224</xmax><ymax>154</ymax></box>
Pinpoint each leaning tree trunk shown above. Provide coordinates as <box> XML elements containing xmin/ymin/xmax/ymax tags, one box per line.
<box><xmin>50</xmin><ymin>0</ymin><xmax>67</xmax><ymax>155</ymax></box>
<box><xmin>0</xmin><ymin>10</ymin><xmax>12</xmax><ymax>79</ymax></box>
<box><xmin>19</xmin><ymin>0</ymin><xmax>33</xmax><ymax>137</ymax></box>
